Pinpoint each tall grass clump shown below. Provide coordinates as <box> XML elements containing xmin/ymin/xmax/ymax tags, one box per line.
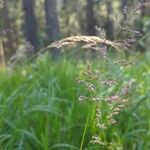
<box><xmin>0</xmin><ymin>52</ymin><xmax>150</xmax><ymax>149</ymax></box>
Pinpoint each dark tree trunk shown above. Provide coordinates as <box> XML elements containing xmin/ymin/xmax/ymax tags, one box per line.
<box><xmin>139</xmin><ymin>0</ymin><xmax>147</xmax><ymax>35</ymax></box>
<box><xmin>61</xmin><ymin>0</ymin><xmax>71</xmax><ymax>36</ymax></box>
<box><xmin>121</xmin><ymin>0</ymin><xmax>128</xmax><ymax>20</ymax></box>
<box><xmin>105</xmin><ymin>1</ymin><xmax>114</xmax><ymax>40</ymax></box>
<box><xmin>2</xmin><ymin>1</ymin><xmax>16</xmax><ymax>58</ymax></box>
<box><xmin>138</xmin><ymin>0</ymin><xmax>149</xmax><ymax>52</ymax></box>
<box><xmin>76</xmin><ymin>0</ymin><xmax>86</xmax><ymax>34</ymax></box>
<box><xmin>45</xmin><ymin>0</ymin><xmax>61</xmax><ymax>58</ymax></box>
<box><xmin>45</xmin><ymin>0</ymin><xmax>60</xmax><ymax>42</ymax></box>
<box><xmin>0</xmin><ymin>38</ymin><xmax>5</xmax><ymax>67</ymax></box>
<box><xmin>86</xmin><ymin>0</ymin><xmax>96</xmax><ymax>35</ymax></box>
<box><xmin>22</xmin><ymin>0</ymin><xmax>39</xmax><ymax>52</ymax></box>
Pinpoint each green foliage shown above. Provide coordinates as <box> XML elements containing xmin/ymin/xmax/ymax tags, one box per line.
<box><xmin>0</xmin><ymin>54</ymin><xmax>150</xmax><ymax>149</ymax></box>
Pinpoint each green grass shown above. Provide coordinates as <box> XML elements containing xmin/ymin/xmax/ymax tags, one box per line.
<box><xmin>0</xmin><ymin>53</ymin><xmax>150</xmax><ymax>150</ymax></box>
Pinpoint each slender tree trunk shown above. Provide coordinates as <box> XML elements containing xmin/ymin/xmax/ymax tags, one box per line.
<box><xmin>22</xmin><ymin>0</ymin><xmax>39</xmax><ymax>52</ymax></box>
<box><xmin>61</xmin><ymin>0</ymin><xmax>70</xmax><ymax>36</ymax></box>
<box><xmin>105</xmin><ymin>1</ymin><xmax>114</xmax><ymax>40</ymax></box>
<box><xmin>86</xmin><ymin>0</ymin><xmax>96</xmax><ymax>35</ymax></box>
<box><xmin>140</xmin><ymin>0</ymin><xmax>147</xmax><ymax>35</ymax></box>
<box><xmin>121</xmin><ymin>0</ymin><xmax>128</xmax><ymax>20</ymax></box>
<box><xmin>138</xmin><ymin>0</ymin><xmax>149</xmax><ymax>52</ymax></box>
<box><xmin>45</xmin><ymin>0</ymin><xmax>61</xmax><ymax>58</ymax></box>
<box><xmin>2</xmin><ymin>0</ymin><xmax>16</xmax><ymax>58</ymax></box>
<box><xmin>0</xmin><ymin>38</ymin><xmax>5</xmax><ymax>67</ymax></box>
<box><xmin>45</xmin><ymin>0</ymin><xmax>60</xmax><ymax>42</ymax></box>
<box><xmin>77</xmin><ymin>0</ymin><xmax>86</xmax><ymax>34</ymax></box>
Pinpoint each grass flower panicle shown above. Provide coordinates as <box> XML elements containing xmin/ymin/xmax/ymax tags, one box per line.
<box><xmin>78</xmin><ymin>60</ymin><xmax>132</xmax><ymax>148</ymax></box>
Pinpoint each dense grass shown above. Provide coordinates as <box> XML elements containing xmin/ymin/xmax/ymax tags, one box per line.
<box><xmin>0</xmin><ymin>53</ymin><xmax>150</xmax><ymax>150</ymax></box>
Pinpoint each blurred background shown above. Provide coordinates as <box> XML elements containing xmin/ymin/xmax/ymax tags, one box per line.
<box><xmin>0</xmin><ymin>0</ymin><xmax>150</xmax><ymax>65</ymax></box>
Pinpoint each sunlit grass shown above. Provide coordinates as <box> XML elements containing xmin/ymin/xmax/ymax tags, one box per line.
<box><xmin>0</xmin><ymin>53</ymin><xmax>149</xmax><ymax>150</ymax></box>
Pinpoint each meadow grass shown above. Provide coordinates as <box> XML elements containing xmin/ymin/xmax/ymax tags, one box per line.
<box><xmin>0</xmin><ymin>53</ymin><xmax>150</xmax><ymax>150</ymax></box>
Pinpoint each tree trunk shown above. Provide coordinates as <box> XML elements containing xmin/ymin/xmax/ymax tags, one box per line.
<box><xmin>140</xmin><ymin>0</ymin><xmax>147</xmax><ymax>35</ymax></box>
<box><xmin>61</xmin><ymin>0</ymin><xmax>71</xmax><ymax>36</ymax></box>
<box><xmin>22</xmin><ymin>0</ymin><xmax>39</xmax><ymax>52</ymax></box>
<box><xmin>0</xmin><ymin>38</ymin><xmax>5</xmax><ymax>68</ymax></box>
<box><xmin>105</xmin><ymin>1</ymin><xmax>114</xmax><ymax>40</ymax></box>
<box><xmin>121</xmin><ymin>0</ymin><xmax>128</xmax><ymax>20</ymax></box>
<box><xmin>2</xmin><ymin>0</ymin><xmax>16</xmax><ymax>58</ymax></box>
<box><xmin>86</xmin><ymin>0</ymin><xmax>96</xmax><ymax>35</ymax></box>
<box><xmin>138</xmin><ymin>0</ymin><xmax>149</xmax><ymax>52</ymax></box>
<box><xmin>45</xmin><ymin>0</ymin><xmax>61</xmax><ymax>58</ymax></box>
